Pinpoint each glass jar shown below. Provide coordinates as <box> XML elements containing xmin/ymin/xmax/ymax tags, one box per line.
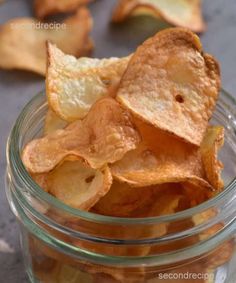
<box><xmin>5</xmin><ymin>90</ymin><xmax>236</xmax><ymax>283</ymax></box>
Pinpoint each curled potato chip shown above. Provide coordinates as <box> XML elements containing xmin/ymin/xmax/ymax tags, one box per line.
<box><xmin>111</xmin><ymin>118</ymin><xmax>208</xmax><ymax>189</ymax></box>
<box><xmin>131</xmin><ymin>184</ymin><xmax>183</xmax><ymax>217</ymax></box>
<box><xmin>44</xmin><ymin>109</ymin><xmax>68</xmax><ymax>135</ymax></box>
<box><xmin>200</xmin><ymin>126</ymin><xmax>224</xmax><ymax>191</ymax></box>
<box><xmin>112</xmin><ymin>0</ymin><xmax>205</xmax><ymax>33</ymax></box>
<box><xmin>22</xmin><ymin>97</ymin><xmax>140</xmax><ymax>173</ymax></box>
<box><xmin>0</xmin><ymin>8</ymin><xmax>93</xmax><ymax>75</ymax></box>
<box><xmin>92</xmin><ymin>182</ymin><xmax>183</xmax><ymax>220</ymax></box>
<box><xmin>117</xmin><ymin>28</ymin><xmax>221</xmax><ymax>146</ymax></box>
<box><xmin>33</xmin><ymin>160</ymin><xmax>112</xmax><ymax>210</ymax></box>
<box><xmin>111</xmin><ymin>143</ymin><xmax>203</xmax><ymax>186</ymax></box>
<box><xmin>91</xmin><ymin>180</ymin><xmax>154</xmax><ymax>217</ymax></box>
<box><xmin>182</xmin><ymin>182</ymin><xmax>213</xmax><ymax>208</ymax></box>
<box><xmin>116</xmin><ymin>170</ymin><xmax>213</xmax><ymax>192</ymax></box>
<box><xmin>35</xmin><ymin>0</ymin><xmax>92</xmax><ymax>19</ymax></box>
<box><xmin>47</xmin><ymin>43</ymin><xmax>131</xmax><ymax>121</ymax></box>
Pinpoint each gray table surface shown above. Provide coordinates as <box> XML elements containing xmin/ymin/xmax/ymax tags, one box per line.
<box><xmin>0</xmin><ymin>0</ymin><xmax>236</xmax><ymax>282</ymax></box>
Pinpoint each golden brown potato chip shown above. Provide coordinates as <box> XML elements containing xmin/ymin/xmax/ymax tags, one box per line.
<box><xmin>131</xmin><ymin>184</ymin><xmax>184</xmax><ymax>217</ymax></box>
<box><xmin>115</xmin><ymin>169</ymin><xmax>213</xmax><ymax>192</ymax></box>
<box><xmin>145</xmin><ymin>190</ymin><xmax>182</xmax><ymax>217</ymax></box>
<box><xmin>200</xmin><ymin>126</ymin><xmax>224</xmax><ymax>191</ymax></box>
<box><xmin>44</xmin><ymin>109</ymin><xmax>68</xmax><ymax>135</ymax></box>
<box><xmin>88</xmin><ymin>184</ymin><xmax>182</xmax><ymax>277</ymax></box>
<box><xmin>91</xmin><ymin>180</ymin><xmax>154</xmax><ymax>217</ymax></box>
<box><xmin>0</xmin><ymin>8</ymin><xmax>93</xmax><ymax>75</ymax></box>
<box><xmin>203</xmin><ymin>238</ymin><xmax>234</xmax><ymax>271</ymax></box>
<box><xmin>191</xmin><ymin>209</ymin><xmax>234</xmax><ymax>270</ymax></box>
<box><xmin>22</xmin><ymin>97</ymin><xmax>141</xmax><ymax>173</ymax></box>
<box><xmin>31</xmin><ymin>173</ymin><xmax>49</xmax><ymax>192</ymax></box>
<box><xmin>86</xmin><ymin>264</ymin><xmax>145</xmax><ymax>283</ymax></box>
<box><xmin>196</xmin><ymin>222</ymin><xmax>234</xmax><ymax>270</ymax></box>
<box><xmin>34</xmin><ymin>160</ymin><xmax>112</xmax><ymax>210</ymax></box>
<box><xmin>117</xmin><ymin>28</ymin><xmax>221</xmax><ymax>146</ymax></box>
<box><xmin>111</xmin><ymin>142</ymin><xmax>203</xmax><ymax>186</ymax></box>
<box><xmin>56</xmin><ymin>264</ymin><xmax>94</xmax><ymax>283</ymax></box>
<box><xmin>112</xmin><ymin>0</ymin><xmax>206</xmax><ymax>33</ymax></box>
<box><xmin>111</xmin><ymin>119</ymin><xmax>210</xmax><ymax>190</ymax></box>
<box><xmin>47</xmin><ymin>43</ymin><xmax>131</xmax><ymax>121</ymax></box>
<box><xmin>29</xmin><ymin>235</ymin><xmax>96</xmax><ymax>283</ymax></box>
<box><xmin>35</xmin><ymin>0</ymin><xmax>92</xmax><ymax>19</ymax></box>
<box><xmin>182</xmin><ymin>182</ymin><xmax>213</xmax><ymax>208</ymax></box>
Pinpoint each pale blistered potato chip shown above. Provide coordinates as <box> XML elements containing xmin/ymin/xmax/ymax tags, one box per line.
<box><xmin>112</xmin><ymin>0</ymin><xmax>205</xmax><ymax>33</ymax></box>
<box><xmin>35</xmin><ymin>0</ymin><xmax>92</xmax><ymax>19</ymax></box>
<box><xmin>200</xmin><ymin>126</ymin><xmax>224</xmax><ymax>191</ymax></box>
<box><xmin>22</xmin><ymin>97</ymin><xmax>140</xmax><ymax>173</ymax></box>
<box><xmin>111</xmin><ymin>118</ymin><xmax>207</xmax><ymax>187</ymax></box>
<box><xmin>117</xmin><ymin>28</ymin><xmax>221</xmax><ymax>146</ymax></box>
<box><xmin>44</xmin><ymin>110</ymin><xmax>68</xmax><ymax>135</ymax></box>
<box><xmin>34</xmin><ymin>160</ymin><xmax>112</xmax><ymax>210</ymax></box>
<box><xmin>47</xmin><ymin>43</ymin><xmax>131</xmax><ymax>121</ymax></box>
<box><xmin>0</xmin><ymin>8</ymin><xmax>93</xmax><ymax>75</ymax></box>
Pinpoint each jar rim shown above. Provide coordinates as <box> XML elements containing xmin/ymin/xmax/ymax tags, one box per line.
<box><xmin>7</xmin><ymin>89</ymin><xmax>236</xmax><ymax>225</ymax></box>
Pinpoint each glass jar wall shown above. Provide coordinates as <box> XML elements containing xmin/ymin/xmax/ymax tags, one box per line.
<box><xmin>6</xmin><ymin>90</ymin><xmax>236</xmax><ymax>283</ymax></box>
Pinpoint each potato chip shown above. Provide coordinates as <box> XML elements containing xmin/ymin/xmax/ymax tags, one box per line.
<box><xmin>91</xmin><ymin>180</ymin><xmax>154</xmax><ymax>217</ymax></box>
<box><xmin>88</xmin><ymin>184</ymin><xmax>182</xmax><ymax>280</ymax></box>
<box><xmin>44</xmin><ymin>110</ymin><xmax>68</xmax><ymax>135</ymax></box>
<box><xmin>182</xmin><ymin>182</ymin><xmax>213</xmax><ymax>208</ymax></box>
<box><xmin>56</xmin><ymin>264</ymin><xmax>94</xmax><ymax>283</ymax></box>
<box><xmin>200</xmin><ymin>126</ymin><xmax>224</xmax><ymax>191</ymax></box>
<box><xmin>112</xmin><ymin>0</ymin><xmax>205</xmax><ymax>33</ymax></box>
<box><xmin>86</xmin><ymin>264</ymin><xmax>145</xmax><ymax>283</ymax></box>
<box><xmin>198</xmin><ymin>224</ymin><xmax>234</xmax><ymax>270</ymax></box>
<box><xmin>131</xmin><ymin>184</ymin><xmax>184</xmax><ymax>217</ymax></box>
<box><xmin>111</xmin><ymin>119</ymin><xmax>209</xmax><ymax>189</ymax></box>
<box><xmin>117</xmin><ymin>28</ymin><xmax>221</xmax><ymax>146</ymax></box>
<box><xmin>47</xmin><ymin>43</ymin><xmax>131</xmax><ymax>121</ymax></box>
<box><xmin>22</xmin><ymin>97</ymin><xmax>141</xmax><ymax>173</ymax></box>
<box><xmin>90</xmin><ymin>185</ymin><xmax>182</xmax><ymax>272</ymax></box>
<box><xmin>192</xmin><ymin>210</ymin><xmax>234</xmax><ymax>270</ymax></box>
<box><xmin>34</xmin><ymin>160</ymin><xmax>112</xmax><ymax>210</ymax></box>
<box><xmin>35</xmin><ymin>0</ymin><xmax>92</xmax><ymax>19</ymax></box>
<box><xmin>204</xmin><ymin>238</ymin><xmax>234</xmax><ymax>271</ymax></box>
<box><xmin>0</xmin><ymin>7</ymin><xmax>93</xmax><ymax>75</ymax></box>
<box><xmin>31</xmin><ymin>173</ymin><xmax>49</xmax><ymax>193</ymax></box>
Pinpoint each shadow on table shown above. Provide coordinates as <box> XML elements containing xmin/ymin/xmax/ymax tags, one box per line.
<box><xmin>0</xmin><ymin>70</ymin><xmax>43</xmax><ymax>86</ymax></box>
<box><xmin>0</xmin><ymin>251</ymin><xmax>28</xmax><ymax>283</ymax></box>
<box><xmin>109</xmin><ymin>15</ymin><xmax>171</xmax><ymax>48</ymax></box>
